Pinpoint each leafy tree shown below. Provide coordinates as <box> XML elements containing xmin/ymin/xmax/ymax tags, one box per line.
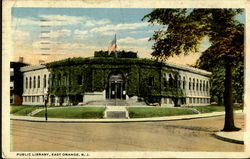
<box><xmin>196</xmin><ymin>52</ymin><xmax>244</xmax><ymax>106</ymax></box>
<box><xmin>143</xmin><ymin>9</ymin><xmax>244</xmax><ymax>131</ymax></box>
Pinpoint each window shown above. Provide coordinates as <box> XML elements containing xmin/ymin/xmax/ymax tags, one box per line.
<box><xmin>183</xmin><ymin>77</ymin><xmax>186</xmax><ymax>89</ymax></box>
<box><xmin>163</xmin><ymin>74</ymin><xmax>167</xmax><ymax>88</ymax></box>
<box><xmin>200</xmin><ymin>80</ymin><xmax>202</xmax><ymax>91</ymax></box>
<box><xmin>178</xmin><ymin>76</ymin><xmax>181</xmax><ymax>88</ymax></box>
<box><xmin>203</xmin><ymin>81</ymin><xmax>205</xmax><ymax>91</ymax></box>
<box><xmin>30</xmin><ymin>77</ymin><xmax>32</xmax><ymax>89</ymax></box>
<box><xmin>44</xmin><ymin>75</ymin><xmax>47</xmax><ymax>88</ymax></box>
<box><xmin>26</xmin><ymin>77</ymin><xmax>28</xmax><ymax>89</ymax></box>
<box><xmin>51</xmin><ymin>74</ymin><xmax>54</xmax><ymax>86</ymax></box>
<box><xmin>38</xmin><ymin>76</ymin><xmax>40</xmax><ymax>88</ymax></box>
<box><xmin>164</xmin><ymin>78</ymin><xmax>167</xmax><ymax>88</ymax></box>
<box><xmin>189</xmin><ymin>78</ymin><xmax>191</xmax><ymax>90</ymax></box>
<box><xmin>77</xmin><ymin>75</ymin><xmax>84</xmax><ymax>85</ymax></box>
<box><xmin>206</xmin><ymin>81</ymin><xmax>209</xmax><ymax>91</ymax></box>
<box><xmin>33</xmin><ymin>76</ymin><xmax>36</xmax><ymax>88</ymax></box>
<box><xmin>169</xmin><ymin>74</ymin><xmax>173</xmax><ymax>88</ymax></box>
<box><xmin>174</xmin><ymin>75</ymin><xmax>178</xmax><ymax>88</ymax></box>
<box><xmin>57</xmin><ymin>74</ymin><xmax>61</xmax><ymax>86</ymax></box>
<box><xmin>148</xmin><ymin>77</ymin><xmax>155</xmax><ymax>86</ymax></box>
<box><xmin>193</xmin><ymin>78</ymin><xmax>195</xmax><ymax>90</ymax></box>
<box><xmin>196</xmin><ymin>79</ymin><xmax>199</xmax><ymax>91</ymax></box>
<box><xmin>189</xmin><ymin>97</ymin><xmax>192</xmax><ymax>104</ymax></box>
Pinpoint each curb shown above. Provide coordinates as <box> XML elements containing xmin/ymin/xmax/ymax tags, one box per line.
<box><xmin>212</xmin><ymin>132</ymin><xmax>244</xmax><ymax>145</ymax></box>
<box><xmin>11</xmin><ymin>113</ymin><xmax>227</xmax><ymax>123</ymax></box>
<box><xmin>10</xmin><ymin>110</ymin><xmax>243</xmax><ymax>123</ymax></box>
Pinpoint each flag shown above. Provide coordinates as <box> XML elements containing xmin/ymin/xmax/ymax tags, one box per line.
<box><xmin>108</xmin><ymin>34</ymin><xmax>117</xmax><ymax>53</ymax></box>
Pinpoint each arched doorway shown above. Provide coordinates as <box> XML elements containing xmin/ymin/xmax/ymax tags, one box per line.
<box><xmin>106</xmin><ymin>72</ymin><xmax>126</xmax><ymax>100</ymax></box>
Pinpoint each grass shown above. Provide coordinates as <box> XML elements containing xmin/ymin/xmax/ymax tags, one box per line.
<box><xmin>34</xmin><ymin>107</ymin><xmax>106</xmax><ymax>119</ymax></box>
<box><xmin>127</xmin><ymin>107</ymin><xmax>197</xmax><ymax>118</ymax></box>
<box><xmin>191</xmin><ymin>105</ymin><xmax>225</xmax><ymax>113</ymax></box>
<box><xmin>11</xmin><ymin>105</ymin><xmax>43</xmax><ymax>116</ymax></box>
<box><xmin>191</xmin><ymin>105</ymin><xmax>243</xmax><ymax>113</ymax></box>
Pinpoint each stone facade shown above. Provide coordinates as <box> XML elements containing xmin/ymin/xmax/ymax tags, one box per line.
<box><xmin>21</xmin><ymin>65</ymin><xmax>50</xmax><ymax>105</ymax></box>
<box><xmin>20</xmin><ymin>57</ymin><xmax>211</xmax><ymax>107</ymax></box>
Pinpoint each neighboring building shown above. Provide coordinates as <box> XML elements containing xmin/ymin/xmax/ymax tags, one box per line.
<box><xmin>20</xmin><ymin>51</ymin><xmax>211</xmax><ymax>107</ymax></box>
<box><xmin>10</xmin><ymin>61</ymin><xmax>29</xmax><ymax>105</ymax></box>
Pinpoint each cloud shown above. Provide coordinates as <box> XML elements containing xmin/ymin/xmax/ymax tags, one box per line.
<box><xmin>32</xmin><ymin>40</ymin><xmax>105</xmax><ymax>51</ymax></box>
<box><xmin>42</xmin><ymin>29</ymin><xmax>72</xmax><ymax>38</ymax></box>
<box><xmin>74</xmin><ymin>30</ymin><xmax>90</xmax><ymax>39</ymax></box>
<box><xmin>118</xmin><ymin>36</ymin><xmax>149</xmax><ymax>45</ymax></box>
<box><xmin>13</xmin><ymin>15</ymin><xmax>110</xmax><ymax>27</ymax></box>
<box><xmin>85</xmin><ymin>19</ymin><xmax>110</xmax><ymax>26</ymax></box>
<box><xmin>39</xmin><ymin>15</ymin><xmax>83</xmax><ymax>26</ymax></box>
<box><xmin>73</xmin><ymin>22</ymin><xmax>148</xmax><ymax>37</ymax></box>
<box><xmin>90</xmin><ymin>22</ymin><xmax>148</xmax><ymax>33</ymax></box>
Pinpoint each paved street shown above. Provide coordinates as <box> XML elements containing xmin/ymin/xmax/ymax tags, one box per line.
<box><xmin>10</xmin><ymin>114</ymin><xmax>244</xmax><ymax>151</ymax></box>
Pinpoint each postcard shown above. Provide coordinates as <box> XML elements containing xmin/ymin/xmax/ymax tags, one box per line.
<box><xmin>2</xmin><ymin>0</ymin><xmax>250</xmax><ymax>158</ymax></box>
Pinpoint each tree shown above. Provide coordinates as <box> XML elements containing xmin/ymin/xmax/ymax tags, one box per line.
<box><xmin>196</xmin><ymin>47</ymin><xmax>244</xmax><ymax>106</ymax></box>
<box><xmin>143</xmin><ymin>9</ymin><xmax>244</xmax><ymax>131</ymax></box>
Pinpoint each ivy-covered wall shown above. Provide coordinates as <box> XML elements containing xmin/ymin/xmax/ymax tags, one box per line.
<box><xmin>46</xmin><ymin>56</ymin><xmax>184</xmax><ymax>104</ymax></box>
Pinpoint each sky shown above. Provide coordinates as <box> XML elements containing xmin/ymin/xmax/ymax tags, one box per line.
<box><xmin>11</xmin><ymin>8</ymin><xmax>245</xmax><ymax>65</ymax></box>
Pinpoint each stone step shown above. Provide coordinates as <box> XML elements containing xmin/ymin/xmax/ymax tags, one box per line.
<box><xmin>106</xmin><ymin>111</ymin><xmax>127</xmax><ymax>118</ymax></box>
<box><xmin>104</xmin><ymin>106</ymin><xmax>129</xmax><ymax>119</ymax></box>
<box><xmin>87</xmin><ymin>99</ymin><xmax>129</xmax><ymax>106</ymax></box>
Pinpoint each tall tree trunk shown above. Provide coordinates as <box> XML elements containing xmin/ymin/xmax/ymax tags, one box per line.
<box><xmin>223</xmin><ymin>61</ymin><xmax>240</xmax><ymax>131</ymax></box>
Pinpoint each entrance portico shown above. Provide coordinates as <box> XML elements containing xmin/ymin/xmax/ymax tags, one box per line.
<box><xmin>106</xmin><ymin>72</ymin><xmax>126</xmax><ymax>100</ymax></box>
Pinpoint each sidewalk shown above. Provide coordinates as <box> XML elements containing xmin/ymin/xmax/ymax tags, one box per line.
<box><xmin>213</xmin><ymin>131</ymin><xmax>244</xmax><ymax>144</ymax></box>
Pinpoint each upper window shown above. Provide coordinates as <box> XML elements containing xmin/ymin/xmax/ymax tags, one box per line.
<box><xmin>44</xmin><ymin>74</ymin><xmax>47</xmax><ymax>88</ymax></box>
<box><xmin>33</xmin><ymin>76</ymin><xmax>36</xmax><ymax>88</ymax></box>
<box><xmin>183</xmin><ymin>77</ymin><xmax>186</xmax><ymax>89</ymax></box>
<box><xmin>196</xmin><ymin>79</ymin><xmax>199</xmax><ymax>91</ymax></box>
<box><xmin>200</xmin><ymin>80</ymin><xmax>202</xmax><ymax>91</ymax></box>
<box><xmin>29</xmin><ymin>77</ymin><xmax>32</xmax><ymax>89</ymax></box>
<box><xmin>193</xmin><ymin>78</ymin><xmax>195</xmax><ymax>90</ymax></box>
<box><xmin>38</xmin><ymin>76</ymin><xmax>40</xmax><ymax>88</ymax></box>
<box><xmin>26</xmin><ymin>77</ymin><xmax>28</xmax><ymax>89</ymax></box>
<box><xmin>189</xmin><ymin>78</ymin><xmax>191</xmax><ymax>90</ymax></box>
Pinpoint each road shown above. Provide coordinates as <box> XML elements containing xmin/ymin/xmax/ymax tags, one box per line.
<box><xmin>10</xmin><ymin>113</ymin><xmax>244</xmax><ymax>151</ymax></box>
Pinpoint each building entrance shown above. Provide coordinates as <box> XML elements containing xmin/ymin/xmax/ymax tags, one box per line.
<box><xmin>106</xmin><ymin>73</ymin><xmax>126</xmax><ymax>100</ymax></box>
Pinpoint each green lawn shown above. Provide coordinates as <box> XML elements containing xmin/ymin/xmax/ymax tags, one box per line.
<box><xmin>11</xmin><ymin>106</ymin><xmax>43</xmax><ymax>116</ymax></box>
<box><xmin>192</xmin><ymin>105</ymin><xmax>243</xmax><ymax>113</ymax></box>
<box><xmin>34</xmin><ymin>107</ymin><xmax>106</xmax><ymax>119</ymax></box>
<box><xmin>127</xmin><ymin>107</ymin><xmax>197</xmax><ymax>118</ymax></box>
